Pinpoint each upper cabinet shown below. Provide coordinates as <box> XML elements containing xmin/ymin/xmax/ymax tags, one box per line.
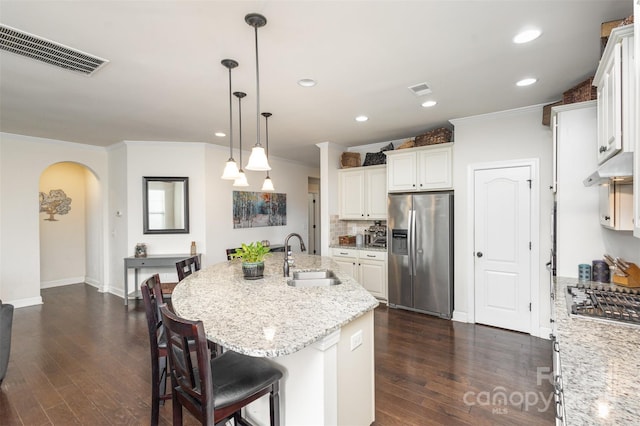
<box><xmin>593</xmin><ymin>24</ymin><xmax>634</xmax><ymax>164</ymax></box>
<box><xmin>338</xmin><ymin>165</ymin><xmax>387</xmax><ymax>220</ymax></box>
<box><xmin>386</xmin><ymin>143</ymin><xmax>453</xmax><ymax>192</ymax></box>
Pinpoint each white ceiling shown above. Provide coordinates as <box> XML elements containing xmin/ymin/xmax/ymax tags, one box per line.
<box><xmin>0</xmin><ymin>1</ymin><xmax>633</xmax><ymax>167</ymax></box>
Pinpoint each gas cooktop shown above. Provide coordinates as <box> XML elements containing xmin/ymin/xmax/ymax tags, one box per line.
<box><xmin>566</xmin><ymin>284</ymin><xmax>640</xmax><ymax>326</ymax></box>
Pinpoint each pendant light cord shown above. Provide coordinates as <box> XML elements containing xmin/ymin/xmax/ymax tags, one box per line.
<box><xmin>228</xmin><ymin>67</ymin><xmax>233</xmax><ymax>159</ymax></box>
<box><xmin>254</xmin><ymin>26</ymin><xmax>261</xmax><ymax>147</ymax></box>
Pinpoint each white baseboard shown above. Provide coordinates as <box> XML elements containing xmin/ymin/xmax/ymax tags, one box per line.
<box><xmin>8</xmin><ymin>296</ymin><xmax>43</xmax><ymax>308</ymax></box>
<box><xmin>40</xmin><ymin>276</ymin><xmax>85</xmax><ymax>289</ymax></box>
<box><xmin>452</xmin><ymin>310</ymin><xmax>468</xmax><ymax>323</ymax></box>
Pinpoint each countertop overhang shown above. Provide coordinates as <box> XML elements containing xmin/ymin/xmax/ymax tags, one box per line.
<box><xmin>171</xmin><ymin>254</ymin><xmax>379</xmax><ymax>357</ymax></box>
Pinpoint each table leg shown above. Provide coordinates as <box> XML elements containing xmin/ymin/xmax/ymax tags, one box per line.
<box><xmin>134</xmin><ymin>268</ymin><xmax>139</xmax><ymax>302</ymax></box>
<box><xmin>124</xmin><ymin>265</ymin><xmax>129</xmax><ymax>306</ymax></box>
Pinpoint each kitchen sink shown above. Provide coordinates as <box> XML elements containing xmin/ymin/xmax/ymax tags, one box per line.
<box><xmin>292</xmin><ymin>269</ymin><xmax>337</xmax><ymax>280</ymax></box>
<box><xmin>287</xmin><ymin>270</ymin><xmax>341</xmax><ymax>287</ymax></box>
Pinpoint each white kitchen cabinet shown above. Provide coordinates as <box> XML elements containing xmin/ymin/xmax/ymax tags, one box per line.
<box><xmin>599</xmin><ymin>183</ymin><xmax>634</xmax><ymax>231</ymax></box>
<box><xmin>594</xmin><ymin>24</ymin><xmax>634</xmax><ymax>164</ymax></box>
<box><xmin>386</xmin><ymin>143</ymin><xmax>453</xmax><ymax>192</ymax></box>
<box><xmin>332</xmin><ymin>248</ymin><xmax>387</xmax><ymax>301</ymax></box>
<box><xmin>338</xmin><ymin>165</ymin><xmax>386</xmax><ymax>220</ymax></box>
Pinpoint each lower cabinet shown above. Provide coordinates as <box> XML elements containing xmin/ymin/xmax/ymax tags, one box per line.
<box><xmin>332</xmin><ymin>248</ymin><xmax>387</xmax><ymax>301</ymax></box>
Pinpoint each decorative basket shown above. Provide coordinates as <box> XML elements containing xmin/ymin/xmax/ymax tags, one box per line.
<box><xmin>340</xmin><ymin>152</ymin><xmax>361</xmax><ymax>168</ymax></box>
<box><xmin>562</xmin><ymin>77</ymin><xmax>596</xmax><ymax>104</ymax></box>
<box><xmin>338</xmin><ymin>235</ymin><xmax>356</xmax><ymax>245</ymax></box>
<box><xmin>396</xmin><ymin>139</ymin><xmax>415</xmax><ymax>150</ymax></box>
<box><xmin>363</xmin><ymin>151</ymin><xmax>386</xmax><ymax>166</ymax></box>
<box><xmin>414</xmin><ymin>127</ymin><xmax>453</xmax><ymax>146</ymax></box>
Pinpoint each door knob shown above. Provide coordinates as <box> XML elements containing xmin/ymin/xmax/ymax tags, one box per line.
<box><xmin>476</xmin><ymin>252</ymin><xmax>483</xmax><ymax>258</ymax></box>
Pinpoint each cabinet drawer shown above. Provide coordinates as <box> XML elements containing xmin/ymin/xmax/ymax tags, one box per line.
<box><xmin>332</xmin><ymin>248</ymin><xmax>358</xmax><ymax>258</ymax></box>
<box><xmin>359</xmin><ymin>251</ymin><xmax>387</xmax><ymax>261</ymax></box>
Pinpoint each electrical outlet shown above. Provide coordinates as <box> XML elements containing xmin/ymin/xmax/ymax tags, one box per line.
<box><xmin>350</xmin><ymin>330</ymin><xmax>363</xmax><ymax>351</ymax></box>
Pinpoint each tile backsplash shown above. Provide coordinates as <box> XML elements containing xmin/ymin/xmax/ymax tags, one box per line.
<box><xmin>330</xmin><ymin>215</ymin><xmax>386</xmax><ymax>245</ymax></box>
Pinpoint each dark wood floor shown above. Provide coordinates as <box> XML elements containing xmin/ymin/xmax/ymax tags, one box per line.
<box><xmin>0</xmin><ymin>284</ymin><xmax>554</xmax><ymax>425</ymax></box>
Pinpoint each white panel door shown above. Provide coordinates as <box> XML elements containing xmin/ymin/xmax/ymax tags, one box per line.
<box><xmin>474</xmin><ymin>166</ymin><xmax>531</xmax><ymax>333</ymax></box>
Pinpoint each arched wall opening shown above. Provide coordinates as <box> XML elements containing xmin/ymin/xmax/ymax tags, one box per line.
<box><xmin>39</xmin><ymin>161</ymin><xmax>103</xmax><ymax>290</ymax></box>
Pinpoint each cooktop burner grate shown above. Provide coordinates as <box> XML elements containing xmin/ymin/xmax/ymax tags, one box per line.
<box><xmin>568</xmin><ymin>285</ymin><xmax>640</xmax><ymax>325</ymax></box>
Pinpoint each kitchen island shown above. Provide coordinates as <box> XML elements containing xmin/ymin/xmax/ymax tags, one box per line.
<box><xmin>554</xmin><ymin>277</ymin><xmax>640</xmax><ymax>425</ymax></box>
<box><xmin>172</xmin><ymin>254</ymin><xmax>379</xmax><ymax>426</ymax></box>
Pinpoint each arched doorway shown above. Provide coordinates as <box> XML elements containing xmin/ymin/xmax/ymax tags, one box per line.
<box><xmin>39</xmin><ymin>162</ymin><xmax>103</xmax><ymax>291</ymax></box>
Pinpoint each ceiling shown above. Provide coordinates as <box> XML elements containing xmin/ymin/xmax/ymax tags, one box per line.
<box><xmin>0</xmin><ymin>1</ymin><xmax>633</xmax><ymax>167</ymax></box>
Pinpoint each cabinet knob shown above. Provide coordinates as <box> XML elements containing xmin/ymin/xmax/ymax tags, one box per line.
<box><xmin>412</xmin><ymin>184</ymin><xmax>416</xmax><ymax>187</ymax></box>
<box><xmin>604</xmin><ymin>216</ymin><xmax>610</xmax><ymax>221</ymax></box>
<box><xmin>599</xmin><ymin>146</ymin><xmax>607</xmax><ymax>153</ymax></box>
<box><xmin>476</xmin><ymin>252</ymin><xmax>483</xmax><ymax>258</ymax></box>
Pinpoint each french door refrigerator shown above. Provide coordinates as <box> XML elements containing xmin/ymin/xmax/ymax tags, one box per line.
<box><xmin>388</xmin><ymin>192</ymin><xmax>453</xmax><ymax>318</ymax></box>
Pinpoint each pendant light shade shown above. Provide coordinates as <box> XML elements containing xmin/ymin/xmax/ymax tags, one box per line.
<box><xmin>261</xmin><ymin>176</ymin><xmax>274</xmax><ymax>191</ymax></box>
<box><xmin>261</xmin><ymin>112</ymin><xmax>275</xmax><ymax>191</ymax></box>
<box><xmin>233</xmin><ymin>91</ymin><xmax>249</xmax><ymax>187</ymax></box>
<box><xmin>220</xmin><ymin>59</ymin><xmax>240</xmax><ymax>180</ymax></box>
<box><xmin>222</xmin><ymin>159</ymin><xmax>240</xmax><ymax>180</ymax></box>
<box><xmin>244</xmin><ymin>13</ymin><xmax>271</xmax><ymax>171</ymax></box>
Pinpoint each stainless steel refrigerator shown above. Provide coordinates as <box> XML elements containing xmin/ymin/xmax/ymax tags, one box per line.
<box><xmin>388</xmin><ymin>192</ymin><xmax>453</xmax><ymax>318</ymax></box>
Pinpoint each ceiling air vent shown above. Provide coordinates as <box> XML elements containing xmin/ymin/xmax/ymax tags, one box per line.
<box><xmin>0</xmin><ymin>24</ymin><xmax>108</xmax><ymax>76</ymax></box>
<box><xmin>408</xmin><ymin>82</ymin><xmax>432</xmax><ymax>96</ymax></box>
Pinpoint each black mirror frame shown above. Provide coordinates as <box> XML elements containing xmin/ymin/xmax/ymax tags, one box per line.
<box><xmin>142</xmin><ymin>176</ymin><xmax>190</xmax><ymax>234</ymax></box>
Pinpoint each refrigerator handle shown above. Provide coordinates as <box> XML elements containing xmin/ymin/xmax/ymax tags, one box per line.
<box><xmin>407</xmin><ymin>209</ymin><xmax>413</xmax><ymax>276</ymax></box>
<box><xmin>410</xmin><ymin>209</ymin><xmax>416</xmax><ymax>276</ymax></box>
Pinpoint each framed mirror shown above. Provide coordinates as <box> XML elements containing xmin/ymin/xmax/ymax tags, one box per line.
<box><xmin>143</xmin><ymin>177</ymin><xmax>189</xmax><ymax>234</ymax></box>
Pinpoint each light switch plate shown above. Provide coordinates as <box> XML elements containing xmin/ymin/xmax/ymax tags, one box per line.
<box><xmin>350</xmin><ymin>330</ymin><xmax>363</xmax><ymax>351</ymax></box>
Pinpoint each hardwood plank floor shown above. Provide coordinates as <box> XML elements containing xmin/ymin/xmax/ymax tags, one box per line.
<box><xmin>0</xmin><ymin>284</ymin><xmax>554</xmax><ymax>425</ymax></box>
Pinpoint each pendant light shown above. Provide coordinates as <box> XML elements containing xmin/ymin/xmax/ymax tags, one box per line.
<box><xmin>220</xmin><ymin>59</ymin><xmax>240</xmax><ymax>180</ymax></box>
<box><xmin>244</xmin><ymin>13</ymin><xmax>271</xmax><ymax>171</ymax></box>
<box><xmin>261</xmin><ymin>112</ymin><xmax>275</xmax><ymax>191</ymax></box>
<box><xmin>233</xmin><ymin>91</ymin><xmax>249</xmax><ymax>187</ymax></box>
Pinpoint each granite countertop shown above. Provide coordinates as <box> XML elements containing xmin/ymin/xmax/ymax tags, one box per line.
<box><xmin>171</xmin><ymin>254</ymin><xmax>379</xmax><ymax>357</ymax></box>
<box><xmin>554</xmin><ymin>277</ymin><xmax>640</xmax><ymax>425</ymax></box>
<box><xmin>329</xmin><ymin>244</ymin><xmax>387</xmax><ymax>252</ymax></box>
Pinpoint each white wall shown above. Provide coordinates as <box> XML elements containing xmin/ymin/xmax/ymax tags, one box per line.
<box><xmin>450</xmin><ymin>105</ymin><xmax>553</xmax><ymax>334</ymax></box>
<box><xmin>0</xmin><ymin>133</ymin><xmax>108</xmax><ymax>307</ymax></box>
<box><xmin>113</xmin><ymin>141</ymin><xmax>319</xmax><ymax>291</ymax></box>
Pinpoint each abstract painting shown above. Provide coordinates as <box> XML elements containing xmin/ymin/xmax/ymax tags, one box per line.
<box><xmin>233</xmin><ymin>191</ymin><xmax>286</xmax><ymax>229</ymax></box>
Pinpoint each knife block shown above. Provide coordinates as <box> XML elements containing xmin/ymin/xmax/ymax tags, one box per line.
<box><xmin>613</xmin><ymin>263</ymin><xmax>640</xmax><ymax>288</ymax></box>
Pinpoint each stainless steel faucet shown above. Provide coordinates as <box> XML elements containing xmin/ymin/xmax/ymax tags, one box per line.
<box><xmin>283</xmin><ymin>233</ymin><xmax>306</xmax><ymax>277</ymax></box>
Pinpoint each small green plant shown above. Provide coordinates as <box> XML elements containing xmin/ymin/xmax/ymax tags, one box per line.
<box><xmin>229</xmin><ymin>241</ymin><xmax>271</xmax><ymax>263</ymax></box>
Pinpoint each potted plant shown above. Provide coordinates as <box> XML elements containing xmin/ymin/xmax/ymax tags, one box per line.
<box><xmin>229</xmin><ymin>241</ymin><xmax>271</xmax><ymax>280</ymax></box>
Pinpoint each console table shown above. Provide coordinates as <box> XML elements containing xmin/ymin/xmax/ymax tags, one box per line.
<box><xmin>123</xmin><ymin>253</ymin><xmax>201</xmax><ymax>306</ymax></box>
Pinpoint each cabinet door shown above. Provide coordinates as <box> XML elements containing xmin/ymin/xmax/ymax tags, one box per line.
<box><xmin>417</xmin><ymin>146</ymin><xmax>452</xmax><ymax>190</ymax></box>
<box><xmin>339</xmin><ymin>169</ymin><xmax>365</xmax><ymax>219</ymax></box>
<box><xmin>365</xmin><ymin>167</ymin><xmax>387</xmax><ymax>219</ymax></box>
<box><xmin>333</xmin><ymin>257</ymin><xmax>358</xmax><ymax>279</ymax></box>
<box><xmin>387</xmin><ymin>152</ymin><xmax>417</xmax><ymax>191</ymax></box>
<box><xmin>358</xmin><ymin>259</ymin><xmax>386</xmax><ymax>300</ymax></box>
<box><xmin>597</xmin><ymin>42</ymin><xmax>623</xmax><ymax>164</ymax></box>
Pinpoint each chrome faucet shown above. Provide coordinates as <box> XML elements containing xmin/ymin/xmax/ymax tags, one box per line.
<box><xmin>283</xmin><ymin>233</ymin><xmax>306</xmax><ymax>277</ymax></box>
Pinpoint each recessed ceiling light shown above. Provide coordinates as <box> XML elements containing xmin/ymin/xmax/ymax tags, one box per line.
<box><xmin>516</xmin><ymin>78</ymin><xmax>537</xmax><ymax>87</ymax></box>
<box><xmin>215</xmin><ymin>132</ymin><xmax>226</xmax><ymax>137</ymax></box>
<box><xmin>355</xmin><ymin>115</ymin><xmax>369</xmax><ymax>122</ymax></box>
<box><xmin>298</xmin><ymin>78</ymin><xmax>316</xmax><ymax>87</ymax></box>
<box><xmin>421</xmin><ymin>100</ymin><xmax>437</xmax><ymax>108</ymax></box>
<box><xmin>513</xmin><ymin>29</ymin><xmax>542</xmax><ymax>44</ymax></box>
